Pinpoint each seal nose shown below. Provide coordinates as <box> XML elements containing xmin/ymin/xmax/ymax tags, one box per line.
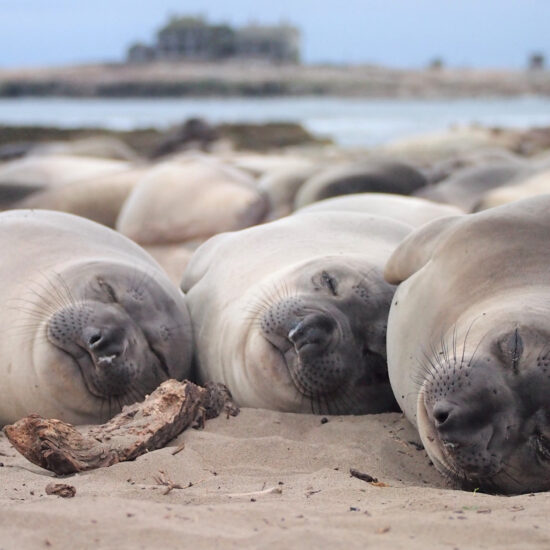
<box><xmin>288</xmin><ymin>313</ymin><xmax>335</xmax><ymax>354</ymax></box>
<box><xmin>433</xmin><ymin>400</ymin><xmax>454</xmax><ymax>427</ymax></box>
<box><xmin>82</xmin><ymin>326</ymin><xmax>123</xmax><ymax>366</ymax></box>
<box><xmin>87</xmin><ymin>331</ymin><xmax>102</xmax><ymax>348</ymax></box>
<box><xmin>430</xmin><ymin>398</ymin><xmax>480</xmax><ymax>447</ymax></box>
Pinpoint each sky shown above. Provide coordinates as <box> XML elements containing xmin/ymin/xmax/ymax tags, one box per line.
<box><xmin>0</xmin><ymin>0</ymin><xmax>549</xmax><ymax>69</ymax></box>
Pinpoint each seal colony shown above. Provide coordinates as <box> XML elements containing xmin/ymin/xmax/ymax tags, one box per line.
<box><xmin>0</xmin><ymin>210</ymin><xmax>193</xmax><ymax>426</ymax></box>
<box><xmin>3</xmin><ymin>129</ymin><xmax>550</xmax><ymax>495</ymax></box>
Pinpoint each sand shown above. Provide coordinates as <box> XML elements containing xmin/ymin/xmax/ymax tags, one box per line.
<box><xmin>0</xmin><ymin>408</ymin><xmax>549</xmax><ymax>549</ymax></box>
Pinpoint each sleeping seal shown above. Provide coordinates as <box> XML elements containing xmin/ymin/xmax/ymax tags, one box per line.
<box><xmin>385</xmin><ymin>196</ymin><xmax>550</xmax><ymax>493</ymax></box>
<box><xmin>295</xmin><ymin>193</ymin><xmax>464</xmax><ymax>227</ymax></box>
<box><xmin>475</xmin><ymin>168</ymin><xmax>550</xmax><ymax>211</ymax></box>
<box><xmin>116</xmin><ymin>159</ymin><xmax>267</xmax><ymax>245</ymax></box>
<box><xmin>0</xmin><ymin>155</ymin><xmax>133</xmax><ymax>208</ymax></box>
<box><xmin>181</xmin><ymin>212</ymin><xmax>412</xmax><ymax>414</ymax></box>
<box><xmin>0</xmin><ymin>210</ymin><xmax>193</xmax><ymax>426</ymax></box>
<box><xmin>415</xmin><ymin>161</ymin><xmax>528</xmax><ymax>212</ymax></box>
<box><xmin>294</xmin><ymin>161</ymin><xmax>427</xmax><ymax>209</ymax></box>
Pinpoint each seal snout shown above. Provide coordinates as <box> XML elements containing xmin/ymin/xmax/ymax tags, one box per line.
<box><xmin>288</xmin><ymin>313</ymin><xmax>335</xmax><ymax>354</ymax></box>
<box><xmin>429</xmin><ymin>397</ymin><xmax>484</xmax><ymax>449</ymax></box>
<box><xmin>47</xmin><ymin>302</ymin><xmax>142</xmax><ymax>398</ymax></box>
<box><xmin>420</xmin><ymin>359</ymin><xmax>516</xmax><ymax>485</ymax></box>
<box><xmin>82</xmin><ymin>325</ymin><xmax>124</xmax><ymax>368</ymax></box>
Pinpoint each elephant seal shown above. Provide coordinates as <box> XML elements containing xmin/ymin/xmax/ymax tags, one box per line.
<box><xmin>294</xmin><ymin>160</ymin><xmax>428</xmax><ymax>208</ymax></box>
<box><xmin>258</xmin><ymin>163</ymin><xmax>320</xmax><ymax>220</ymax></box>
<box><xmin>31</xmin><ymin>137</ymin><xmax>140</xmax><ymax>162</ymax></box>
<box><xmin>116</xmin><ymin>159</ymin><xmax>267</xmax><ymax>245</ymax></box>
<box><xmin>0</xmin><ymin>155</ymin><xmax>133</xmax><ymax>208</ymax></box>
<box><xmin>374</xmin><ymin>127</ymin><xmax>517</xmax><ymax>164</ymax></box>
<box><xmin>14</xmin><ymin>167</ymin><xmax>147</xmax><ymax>228</ymax></box>
<box><xmin>476</xmin><ymin>168</ymin><xmax>550</xmax><ymax>211</ymax></box>
<box><xmin>385</xmin><ymin>196</ymin><xmax>550</xmax><ymax>493</ymax></box>
<box><xmin>295</xmin><ymin>193</ymin><xmax>463</xmax><ymax>227</ymax></box>
<box><xmin>0</xmin><ymin>210</ymin><xmax>193</xmax><ymax>426</ymax></box>
<box><xmin>423</xmin><ymin>148</ymin><xmax>523</xmax><ymax>185</ymax></box>
<box><xmin>181</xmin><ymin>212</ymin><xmax>412</xmax><ymax>414</ymax></box>
<box><xmin>143</xmin><ymin>244</ymin><xmax>197</xmax><ymax>286</ymax></box>
<box><xmin>415</xmin><ymin>161</ymin><xmax>528</xmax><ymax>212</ymax></box>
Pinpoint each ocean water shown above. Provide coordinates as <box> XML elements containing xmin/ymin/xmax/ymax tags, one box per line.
<box><xmin>1</xmin><ymin>96</ymin><xmax>550</xmax><ymax>148</ymax></box>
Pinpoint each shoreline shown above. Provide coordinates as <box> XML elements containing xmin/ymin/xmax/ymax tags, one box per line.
<box><xmin>1</xmin><ymin>62</ymin><xmax>549</xmax><ymax>98</ymax></box>
<box><xmin>0</xmin><ymin>122</ymin><xmax>330</xmax><ymax>157</ymax></box>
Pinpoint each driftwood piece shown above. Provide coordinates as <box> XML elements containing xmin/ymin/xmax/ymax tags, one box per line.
<box><xmin>4</xmin><ymin>379</ymin><xmax>239</xmax><ymax>475</ymax></box>
<box><xmin>45</xmin><ymin>483</ymin><xmax>76</xmax><ymax>498</ymax></box>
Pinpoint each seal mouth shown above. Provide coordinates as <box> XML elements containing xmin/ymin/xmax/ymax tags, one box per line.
<box><xmin>48</xmin><ymin>321</ymin><xmax>168</xmax><ymax>404</ymax></box>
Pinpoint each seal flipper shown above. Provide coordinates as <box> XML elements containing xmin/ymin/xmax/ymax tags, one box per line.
<box><xmin>384</xmin><ymin>215</ymin><xmax>463</xmax><ymax>284</ymax></box>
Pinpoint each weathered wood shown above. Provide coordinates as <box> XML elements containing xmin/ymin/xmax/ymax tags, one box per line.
<box><xmin>3</xmin><ymin>379</ymin><xmax>238</xmax><ymax>475</ymax></box>
<box><xmin>45</xmin><ymin>483</ymin><xmax>76</xmax><ymax>498</ymax></box>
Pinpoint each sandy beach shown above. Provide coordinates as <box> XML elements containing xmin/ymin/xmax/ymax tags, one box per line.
<box><xmin>1</xmin><ymin>408</ymin><xmax>548</xmax><ymax>549</ymax></box>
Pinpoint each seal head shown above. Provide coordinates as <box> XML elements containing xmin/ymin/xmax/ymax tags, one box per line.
<box><xmin>417</xmin><ymin>317</ymin><xmax>550</xmax><ymax>494</ymax></box>
<box><xmin>250</xmin><ymin>258</ymin><xmax>397</xmax><ymax>414</ymax></box>
<box><xmin>41</xmin><ymin>261</ymin><xmax>190</xmax><ymax>413</ymax></box>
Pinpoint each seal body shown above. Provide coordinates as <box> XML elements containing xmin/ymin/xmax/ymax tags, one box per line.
<box><xmin>14</xmin><ymin>167</ymin><xmax>146</xmax><ymax>228</ymax></box>
<box><xmin>258</xmin><ymin>163</ymin><xmax>320</xmax><ymax>220</ymax></box>
<box><xmin>182</xmin><ymin>212</ymin><xmax>411</xmax><ymax>414</ymax></box>
<box><xmin>385</xmin><ymin>196</ymin><xmax>550</xmax><ymax>493</ymax></box>
<box><xmin>295</xmin><ymin>193</ymin><xmax>463</xmax><ymax>227</ymax></box>
<box><xmin>116</xmin><ymin>159</ymin><xmax>267</xmax><ymax>245</ymax></box>
<box><xmin>0</xmin><ymin>210</ymin><xmax>193</xmax><ymax>425</ymax></box>
<box><xmin>415</xmin><ymin>161</ymin><xmax>528</xmax><ymax>212</ymax></box>
<box><xmin>0</xmin><ymin>155</ymin><xmax>132</xmax><ymax>209</ymax></box>
<box><xmin>476</xmin><ymin>168</ymin><xmax>550</xmax><ymax>211</ymax></box>
<box><xmin>294</xmin><ymin>161</ymin><xmax>427</xmax><ymax>208</ymax></box>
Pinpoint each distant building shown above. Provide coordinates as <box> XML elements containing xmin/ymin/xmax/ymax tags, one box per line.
<box><xmin>127</xmin><ymin>16</ymin><xmax>300</xmax><ymax>64</ymax></box>
<box><xmin>427</xmin><ymin>57</ymin><xmax>444</xmax><ymax>71</ymax></box>
<box><xmin>126</xmin><ymin>42</ymin><xmax>155</xmax><ymax>64</ymax></box>
<box><xmin>235</xmin><ymin>24</ymin><xmax>300</xmax><ymax>63</ymax></box>
<box><xmin>528</xmin><ymin>52</ymin><xmax>545</xmax><ymax>71</ymax></box>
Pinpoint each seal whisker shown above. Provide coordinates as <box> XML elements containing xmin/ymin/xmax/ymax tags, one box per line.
<box><xmin>5</xmin><ymin>303</ymin><xmax>53</xmax><ymax>322</ymax></box>
<box><xmin>11</xmin><ymin>290</ymin><xmax>61</xmax><ymax>319</ymax></box>
<box><xmin>458</xmin><ymin>315</ymin><xmax>483</xmax><ymax>368</ymax></box>
<box><xmin>451</xmin><ymin>324</ymin><xmax>458</xmax><ymax>365</ymax></box>
<box><xmin>26</xmin><ymin>275</ymin><xmax>67</xmax><ymax>312</ymax></box>
<box><xmin>39</xmin><ymin>271</ymin><xmax>78</xmax><ymax>312</ymax></box>
<box><xmin>51</xmin><ymin>271</ymin><xmax>81</xmax><ymax>310</ymax></box>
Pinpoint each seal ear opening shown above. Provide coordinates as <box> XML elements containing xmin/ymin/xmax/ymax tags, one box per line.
<box><xmin>495</xmin><ymin>328</ymin><xmax>524</xmax><ymax>372</ymax></box>
<box><xmin>384</xmin><ymin>215</ymin><xmax>463</xmax><ymax>284</ymax></box>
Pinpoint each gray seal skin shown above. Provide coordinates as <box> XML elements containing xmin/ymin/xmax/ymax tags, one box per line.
<box><xmin>0</xmin><ymin>210</ymin><xmax>193</xmax><ymax>426</ymax></box>
<box><xmin>294</xmin><ymin>160</ymin><xmax>428</xmax><ymax>209</ymax></box>
<box><xmin>385</xmin><ymin>196</ymin><xmax>550</xmax><ymax>494</ymax></box>
<box><xmin>182</xmin><ymin>212</ymin><xmax>412</xmax><ymax>415</ymax></box>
